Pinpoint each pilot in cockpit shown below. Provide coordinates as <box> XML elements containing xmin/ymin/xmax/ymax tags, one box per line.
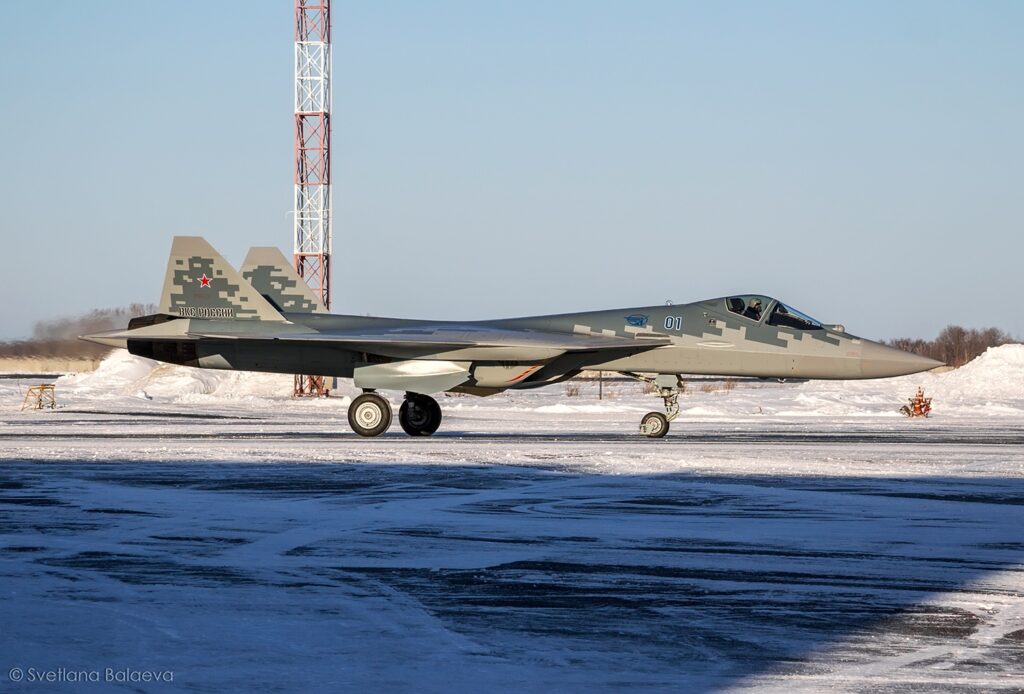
<box><xmin>743</xmin><ymin>297</ymin><xmax>763</xmax><ymax>321</ymax></box>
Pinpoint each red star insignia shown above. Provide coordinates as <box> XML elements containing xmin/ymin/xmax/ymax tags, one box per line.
<box><xmin>198</xmin><ymin>274</ymin><xmax>212</xmax><ymax>287</ymax></box>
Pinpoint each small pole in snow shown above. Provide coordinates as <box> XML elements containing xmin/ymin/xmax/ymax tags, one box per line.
<box><xmin>599</xmin><ymin>371</ymin><xmax>603</xmax><ymax>400</ymax></box>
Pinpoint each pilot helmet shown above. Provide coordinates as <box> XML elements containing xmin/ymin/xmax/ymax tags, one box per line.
<box><xmin>750</xmin><ymin>298</ymin><xmax>762</xmax><ymax>309</ymax></box>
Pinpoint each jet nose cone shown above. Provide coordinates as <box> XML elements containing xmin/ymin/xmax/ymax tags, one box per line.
<box><xmin>860</xmin><ymin>342</ymin><xmax>944</xmax><ymax>378</ymax></box>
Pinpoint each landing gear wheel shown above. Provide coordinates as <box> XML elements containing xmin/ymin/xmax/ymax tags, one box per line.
<box><xmin>625</xmin><ymin>372</ymin><xmax>681</xmax><ymax>438</ymax></box>
<box><xmin>399</xmin><ymin>394</ymin><xmax>442</xmax><ymax>436</ymax></box>
<box><xmin>640</xmin><ymin>411</ymin><xmax>669</xmax><ymax>438</ymax></box>
<box><xmin>348</xmin><ymin>393</ymin><xmax>392</xmax><ymax>437</ymax></box>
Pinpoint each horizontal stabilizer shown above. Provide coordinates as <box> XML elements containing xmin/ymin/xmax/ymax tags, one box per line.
<box><xmin>79</xmin><ymin>330</ymin><xmax>128</xmax><ymax>349</ymax></box>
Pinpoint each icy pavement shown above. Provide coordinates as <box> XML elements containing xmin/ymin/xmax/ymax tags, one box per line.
<box><xmin>1</xmin><ymin>347</ymin><xmax>1023</xmax><ymax>691</ymax></box>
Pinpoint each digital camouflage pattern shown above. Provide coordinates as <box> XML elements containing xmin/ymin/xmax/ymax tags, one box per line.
<box><xmin>241</xmin><ymin>247</ymin><xmax>323</xmax><ymax>314</ymax></box>
<box><xmin>158</xmin><ymin>237</ymin><xmax>283</xmax><ymax>322</ymax></box>
<box><xmin>91</xmin><ymin>236</ymin><xmax>941</xmax><ymax>403</ymax></box>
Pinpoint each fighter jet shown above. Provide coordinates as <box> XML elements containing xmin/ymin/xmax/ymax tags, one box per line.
<box><xmin>83</xmin><ymin>237</ymin><xmax>942</xmax><ymax>438</ymax></box>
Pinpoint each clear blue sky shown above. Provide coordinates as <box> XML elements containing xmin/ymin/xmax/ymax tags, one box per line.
<box><xmin>1</xmin><ymin>1</ymin><xmax>1021</xmax><ymax>341</ymax></box>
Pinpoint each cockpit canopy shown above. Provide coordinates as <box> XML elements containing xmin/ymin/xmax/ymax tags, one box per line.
<box><xmin>726</xmin><ymin>295</ymin><xmax>769</xmax><ymax>322</ymax></box>
<box><xmin>725</xmin><ymin>295</ymin><xmax>823</xmax><ymax>331</ymax></box>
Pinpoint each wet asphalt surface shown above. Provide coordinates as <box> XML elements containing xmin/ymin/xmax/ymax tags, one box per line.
<box><xmin>2</xmin><ymin>415</ymin><xmax>1024</xmax><ymax>691</ymax></box>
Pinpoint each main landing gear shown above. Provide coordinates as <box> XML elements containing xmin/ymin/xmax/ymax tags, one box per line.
<box><xmin>347</xmin><ymin>392</ymin><xmax>392</xmax><ymax>437</ymax></box>
<box><xmin>398</xmin><ymin>393</ymin><xmax>442</xmax><ymax>436</ymax></box>
<box><xmin>347</xmin><ymin>391</ymin><xmax>442</xmax><ymax>437</ymax></box>
<box><xmin>628</xmin><ymin>373</ymin><xmax>682</xmax><ymax>439</ymax></box>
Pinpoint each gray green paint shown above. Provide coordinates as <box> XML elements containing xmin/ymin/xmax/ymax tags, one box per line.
<box><xmin>86</xmin><ymin>236</ymin><xmax>943</xmax><ymax>397</ymax></box>
<box><xmin>240</xmin><ymin>247</ymin><xmax>324</xmax><ymax>314</ymax></box>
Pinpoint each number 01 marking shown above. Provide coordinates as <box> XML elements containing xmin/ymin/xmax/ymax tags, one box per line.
<box><xmin>664</xmin><ymin>315</ymin><xmax>682</xmax><ymax>331</ymax></box>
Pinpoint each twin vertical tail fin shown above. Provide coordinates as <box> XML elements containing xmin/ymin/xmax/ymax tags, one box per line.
<box><xmin>241</xmin><ymin>247</ymin><xmax>325</xmax><ymax>314</ymax></box>
<box><xmin>159</xmin><ymin>236</ymin><xmax>286</xmax><ymax>322</ymax></box>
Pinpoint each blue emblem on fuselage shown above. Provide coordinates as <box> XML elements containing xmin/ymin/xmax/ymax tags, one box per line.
<box><xmin>624</xmin><ymin>314</ymin><xmax>648</xmax><ymax>328</ymax></box>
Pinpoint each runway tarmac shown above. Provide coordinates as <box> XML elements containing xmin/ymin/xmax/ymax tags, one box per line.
<box><xmin>3</xmin><ymin>401</ymin><xmax>1024</xmax><ymax>691</ymax></box>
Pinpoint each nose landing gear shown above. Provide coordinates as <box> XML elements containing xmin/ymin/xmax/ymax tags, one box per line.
<box><xmin>640</xmin><ymin>411</ymin><xmax>670</xmax><ymax>438</ymax></box>
<box><xmin>629</xmin><ymin>373</ymin><xmax>682</xmax><ymax>438</ymax></box>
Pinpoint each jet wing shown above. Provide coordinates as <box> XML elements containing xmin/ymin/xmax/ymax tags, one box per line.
<box><xmin>188</xmin><ymin>326</ymin><xmax>670</xmax><ymax>352</ymax></box>
<box><xmin>84</xmin><ymin>323</ymin><xmax>670</xmax><ymax>362</ymax></box>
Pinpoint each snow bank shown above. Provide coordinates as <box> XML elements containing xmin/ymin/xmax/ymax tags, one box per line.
<box><xmin>923</xmin><ymin>343</ymin><xmax>1024</xmax><ymax>402</ymax></box>
<box><xmin>55</xmin><ymin>350</ymin><xmax>342</xmax><ymax>404</ymax></box>
<box><xmin>533</xmin><ymin>403</ymin><xmax>645</xmax><ymax>414</ymax></box>
<box><xmin>781</xmin><ymin>344</ymin><xmax>1024</xmax><ymax>418</ymax></box>
<box><xmin>52</xmin><ymin>344</ymin><xmax>1024</xmax><ymax>418</ymax></box>
<box><xmin>57</xmin><ymin>350</ymin><xmax>161</xmax><ymax>397</ymax></box>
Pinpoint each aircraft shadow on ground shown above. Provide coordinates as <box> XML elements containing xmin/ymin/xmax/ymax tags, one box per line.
<box><xmin>1</xmin><ymin>460</ymin><xmax>1023</xmax><ymax>689</ymax></box>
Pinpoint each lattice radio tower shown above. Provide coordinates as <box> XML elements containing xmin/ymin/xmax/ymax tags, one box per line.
<box><xmin>293</xmin><ymin>0</ymin><xmax>331</xmax><ymax>396</ymax></box>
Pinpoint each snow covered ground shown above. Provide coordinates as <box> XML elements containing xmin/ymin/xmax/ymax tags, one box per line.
<box><xmin>1</xmin><ymin>346</ymin><xmax>1023</xmax><ymax>691</ymax></box>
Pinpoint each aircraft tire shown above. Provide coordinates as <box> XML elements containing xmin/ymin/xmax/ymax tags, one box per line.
<box><xmin>348</xmin><ymin>393</ymin><xmax>392</xmax><ymax>437</ymax></box>
<box><xmin>640</xmin><ymin>411</ymin><xmax>669</xmax><ymax>438</ymax></box>
<box><xmin>399</xmin><ymin>395</ymin><xmax>442</xmax><ymax>436</ymax></box>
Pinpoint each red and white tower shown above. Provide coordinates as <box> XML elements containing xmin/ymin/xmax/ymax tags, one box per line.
<box><xmin>293</xmin><ymin>0</ymin><xmax>331</xmax><ymax>396</ymax></box>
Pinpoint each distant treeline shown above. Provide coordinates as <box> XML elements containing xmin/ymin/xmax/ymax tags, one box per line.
<box><xmin>0</xmin><ymin>304</ymin><xmax>156</xmax><ymax>359</ymax></box>
<box><xmin>886</xmin><ymin>325</ymin><xmax>1018</xmax><ymax>368</ymax></box>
